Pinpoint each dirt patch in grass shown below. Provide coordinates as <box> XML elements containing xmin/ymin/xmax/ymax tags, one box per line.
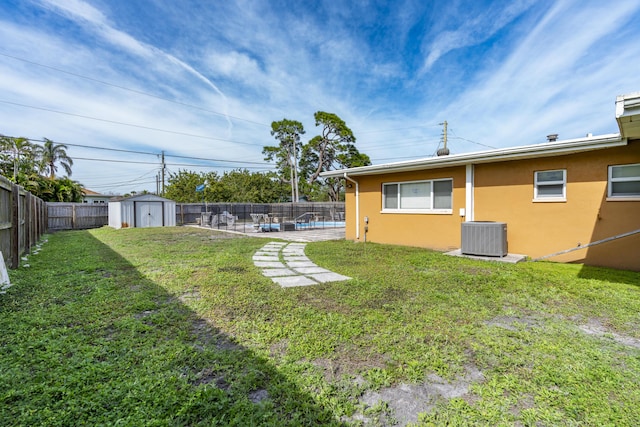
<box><xmin>248</xmin><ymin>388</ymin><xmax>270</xmax><ymax>403</ymax></box>
<box><xmin>270</xmin><ymin>339</ymin><xmax>289</xmax><ymax>358</ymax></box>
<box><xmin>192</xmin><ymin>366</ymin><xmax>230</xmax><ymax>389</ymax></box>
<box><xmin>217</xmin><ymin>266</ymin><xmax>247</xmax><ymax>274</ymax></box>
<box><xmin>579</xmin><ymin>318</ymin><xmax>640</xmax><ymax>349</ymax></box>
<box><xmin>357</xmin><ymin>364</ymin><xmax>485</xmax><ymax>426</ymax></box>
<box><xmin>509</xmin><ymin>393</ymin><xmax>536</xmax><ymax>420</ymax></box>
<box><xmin>295</xmin><ymin>291</ymin><xmax>354</xmax><ymax>315</ymax></box>
<box><xmin>191</xmin><ymin>317</ymin><xmax>241</xmax><ymax>351</ymax></box>
<box><xmin>179</xmin><ymin>289</ymin><xmax>201</xmax><ymax>303</ymax></box>
<box><xmin>313</xmin><ymin>347</ymin><xmax>389</xmax><ymax>382</ymax></box>
<box><xmin>364</xmin><ymin>287</ymin><xmax>411</xmax><ymax>310</ymax></box>
<box><xmin>485</xmin><ymin>314</ymin><xmax>543</xmax><ymax>331</ymax></box>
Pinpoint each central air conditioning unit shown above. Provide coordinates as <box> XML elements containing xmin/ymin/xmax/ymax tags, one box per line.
<box><xmin>461</xmin><ymin>221</ymin><xmax>508</xmax><ymax>257</ymax></box>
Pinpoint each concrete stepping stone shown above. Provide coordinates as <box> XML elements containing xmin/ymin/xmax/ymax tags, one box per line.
<box><xmin>254</xmin><ymin>242</ymin><xmax>350</xmax><ymax>287</ymax></box>
<box><xmin>254</xmin><ymin>261</ymin><xmax>286</xmax><ymax>268</ymax></box>
<box><xmin>272</xmin><ymin>276</ymin><xmax>318</xmax><ymax>287</ymax></box>
<box><xmin>253</xmin><ymin>255</ymin><xmax>280</xmax><ymax>261</ymax></box>
<box><xmin>309</xmin><ymin>272</ymin><xmax>351</xmax><ymax>283</ymax></box>
<box><xmin>261</xmin><ymin>268</ymin><xmax>298</xmax><ymax>277</ymax></box>
<box><xmin>291</xmin><ymin>266</ymin><xmax>330</xmax><ymax>274</ymax></box>
<box><xmin>286</xmin><ymin>261</ymin><xmax>317</xmax><ymax>269</ymax></box>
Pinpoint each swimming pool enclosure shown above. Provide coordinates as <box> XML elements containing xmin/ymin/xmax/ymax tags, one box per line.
<box><xmin>177</xmin><ymin>202</ymin><xmax>345</xmax><ymax>233</ymax></box>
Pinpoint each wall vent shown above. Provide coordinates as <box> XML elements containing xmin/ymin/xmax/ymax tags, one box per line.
<box><xmin>461</xmin><ymin>221</ymin><xmax>508</xmax><ymax>257</ymax></box>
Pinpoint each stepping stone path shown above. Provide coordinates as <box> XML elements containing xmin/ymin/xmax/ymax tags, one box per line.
<box><xmin>253</xmin><ymin>242</ymin><xmax>350</xmax><ymax>287</ymax></box>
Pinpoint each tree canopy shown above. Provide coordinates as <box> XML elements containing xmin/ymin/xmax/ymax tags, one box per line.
<box><xmin>263</xmin><ymin>119</ymin><xmax>305</xmax><ymax>202</ymax></box>
<box><xmin>165</xmin><ymin>169</ymin><xmax>290</xmax><ymax>203</ymax></box>
<box><xmin>41</xmin><ymin>138</ymin><xmax>73</xmax><ymax>179</ymax></box>
<box><xmin>0</xmin><ymin>135</ymin><xmax>83</xmax><ymax>202</ymax></box>
<box><xmin>263</xmin><ymin>112</ymin><xmax>371</xmax><ymax>201</ymax></box>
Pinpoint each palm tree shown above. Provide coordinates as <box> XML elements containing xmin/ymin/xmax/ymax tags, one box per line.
<box><xmin>1</xmin><ymin>136</ymin><xmax>35</xmax><ymax>181</ymax></box>
<box><xmin>40</xmin><ymin>138</ymin><xmax>73</xmax><ymax>179</ymax></box>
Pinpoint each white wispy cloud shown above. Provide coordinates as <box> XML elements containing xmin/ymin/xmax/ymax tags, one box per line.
<box><xmin>419</xmin><ymin>0</ymin><xmax>537</xmax><ymax>73</ymax></box>
<box><xmin>39</xmin><ymin>0</ymin><xmax>233</xmax><ymax>130</ymax></box>
<box><xmin>1</xmin><ymin>0</ymin><xmax>639</xmax><ymax>192</ymax></box>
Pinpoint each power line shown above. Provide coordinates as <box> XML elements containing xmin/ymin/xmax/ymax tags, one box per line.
<box><xmin>0</xmin><ymin>100</ymin><xmax>265</xmax><ymax>146</ymax></box>
<box><xmin>358</xmin><ymin>124</ymin><xmax>441</xmax><ymax>134</ymax></box>
<box><xmin>87</xmin><ymin>169</ymin><xmax>159</xmax><ymax>187</ymax></box>
<box><xmin>0</xmin><ymin>51</ymin><xmax>270</xmax><ymax>128</ymax></box>
<box><xmin>374</xmin><ymin>154</ymin><xmax>434</xmax><ymax>161</ymax></box>
<box><xmin>27</xmin><ymin>138</ymin><xmax>157</xmax><ymax>156</ymax></box>
<box><xmin>87</xmin><ymin>179</ymin><xmax>158</xmax><ymax>191</ymax></box>
<box><xmin>448</xmin><ymin>128</ymin><xmax>496</xmax><ymax>149</ymax></box>
<box><xmin>24</xmin><ymin>138</ymin><xmax>268</xmax><ymax>165</ymax></box>
<box><xmin>72</xmin><ymin>156</ymin><xmax>274</xmax><ymax>170</ymax></box>
<box><xmin>163</xmin><ymin>153</ymin><xmax>266</xmax><ymax>165</ymax></box>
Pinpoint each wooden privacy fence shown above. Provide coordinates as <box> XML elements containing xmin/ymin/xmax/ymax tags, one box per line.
<box><xmin>47</xmin><ymin>203</ymin><xmax>109</xmax><ymax>231</ymax></box>
<box><xmin>0</xmin><ymin>175</ymin><xmax>48</xmax><ymax>269</ymax></box>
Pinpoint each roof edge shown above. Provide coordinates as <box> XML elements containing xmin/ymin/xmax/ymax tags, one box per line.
<box><xmin>321</xmin><ymin>133</ymin><xmax>625</xmax><ymax>178</ymax></box>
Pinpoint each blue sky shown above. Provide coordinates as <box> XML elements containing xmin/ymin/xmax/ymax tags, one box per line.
<box><xmin>1</xmin><ymin>0</ymin><xmax>639</xmax><ymax>194</ymax></box>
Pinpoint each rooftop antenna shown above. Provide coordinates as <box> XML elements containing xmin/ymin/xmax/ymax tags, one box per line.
<box><xmin>437</xmin><ymin>120</ymin><xmax>450</xmax><ymax>156</ymax></box>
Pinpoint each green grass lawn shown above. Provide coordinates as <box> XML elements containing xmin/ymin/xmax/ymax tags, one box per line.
<box><xmin>2</xmin><ymin>226</ymin><xmax>639</xmax><ymax>426</ymax></box>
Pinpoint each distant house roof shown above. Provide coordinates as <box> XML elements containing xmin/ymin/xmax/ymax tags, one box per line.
<box><xmin>82</xmin><ymin>188</ymin><xmax>102</xmax><ymax>196</ymax></box>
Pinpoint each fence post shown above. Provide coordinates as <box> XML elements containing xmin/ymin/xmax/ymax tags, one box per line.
<box><xmin>10</xmin><ymin>184</ymin><xmax>20</xmax><ymax>269</ymax></box>
<box><xmin>25</xmin><ymin>192</ymin><xmax>32</xmax><ymax>254</ymax></box>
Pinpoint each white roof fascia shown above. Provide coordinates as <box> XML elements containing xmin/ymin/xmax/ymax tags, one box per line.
<box><xmin>322</xmin><ymin>133</ymin><xmax>626</xmax><ymax>178</ymax></box>
<box><xmin>616</xmin><ymin>92</ymin><xmax>640</xmax><ymax>137</ymax></box>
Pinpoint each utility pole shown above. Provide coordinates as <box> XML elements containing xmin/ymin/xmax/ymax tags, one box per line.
<box><xmin>161</xmin><ymin>151</ymin><xmax>166</xmax><ymax>196</ymax></box>
<box><xmin>437</xmin><ymin>120</ymin><xmax>450</xmax><ymax>156</ymax></box>
<box><xmin>292</xmin><ymin>141</ymin><xmax>299</xmax><ymax>203</ymax></box>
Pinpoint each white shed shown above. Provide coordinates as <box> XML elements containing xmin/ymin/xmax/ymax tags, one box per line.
<box><xmin>108</xmin><ymin>194</ymin><xmax>176</xmax><ymax>229</ymax></box>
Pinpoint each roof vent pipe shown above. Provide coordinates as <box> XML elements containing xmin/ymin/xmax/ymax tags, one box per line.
<box><xmin>546</xmin><ymin>134</ymin><xmax>558</xmax><ymax>142</ymax></box>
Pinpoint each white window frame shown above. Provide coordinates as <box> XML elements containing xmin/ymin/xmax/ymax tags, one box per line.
<box><xmin>533</xmin><ymin>169</ymin><xmax>566</xmax><ymax>202</ymax></box>
<box><xmin>382</xmin><ymin>178</ymin><xmax>453</xmax><ymax>214</ymax></box>
<box><xmin>608</xmin><ymin>163</ymin><xmax>640</xmax><ymax>200</ymax></box>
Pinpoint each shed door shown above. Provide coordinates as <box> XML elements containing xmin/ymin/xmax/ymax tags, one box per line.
<box><xmin>135</xmin><ymin>201</ymin><xmax>164</xmax><ymax>228</ymax></box>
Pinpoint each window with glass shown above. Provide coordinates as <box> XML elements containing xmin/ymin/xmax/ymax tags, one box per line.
<box><xmin>534</xmin><ymin>169</ymin><xmax>566</xmax><ymax>201</ymax></box>
<box><xmin>608</xmin><ymin>163</ymin><xmax>640</xmax><ymax>198</ymax></box>
<box><xmin>382</xmin><ymin>179</ymin><xmax>453</xmax><ymax>212</ymax></box>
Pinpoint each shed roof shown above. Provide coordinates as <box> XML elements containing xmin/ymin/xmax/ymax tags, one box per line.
<box><xmin>109</xmin><ymin>194</ymin><xmax>175</xmax><ymax>203</ymax></box>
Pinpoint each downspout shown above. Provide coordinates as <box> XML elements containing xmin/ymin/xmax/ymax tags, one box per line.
<box><xmin>343</xmin><ymin>173</ymin><xmax>360</xmax><ymax>240</ymax></box>
<box><xmin>465</xmin><ymin>164</ymin><xmax>474</xmax><ymax>221</ymax></box>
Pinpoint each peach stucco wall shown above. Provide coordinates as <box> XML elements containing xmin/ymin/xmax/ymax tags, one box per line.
<box><xmin>474</xmin><ymin>141</ymin><xmax>640</xmax><ymax>271</ymax></box>
<box><xmin>345</xmin><ymin>166</ymin><xmax>467</xmax><ymax>251</ymax></box>
<box><xmin>344</xmin><ymin>140</ymin><xmax>640</xmax><ymax>271</ymax></box>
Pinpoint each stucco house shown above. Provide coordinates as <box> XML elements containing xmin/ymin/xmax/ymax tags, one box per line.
<box><xmin>82</xmin><ymin>188</ymin><xmax>117</xmax><ymax>204</ymax></box>
<box><xmin>321</xmin><ymin>93</ymin><xmax>640</xmax><ymax>271</ymax></box>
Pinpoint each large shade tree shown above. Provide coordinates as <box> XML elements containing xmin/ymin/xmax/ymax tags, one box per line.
<box><xmin>262</xmin><ymin>119</ymin><xmax>305</xmax><ymax>202</ymax></box>
<box><xmin>300</xmin><ymin>111</ymin><xmax>371</xmax><ymax>201</ymax></box>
